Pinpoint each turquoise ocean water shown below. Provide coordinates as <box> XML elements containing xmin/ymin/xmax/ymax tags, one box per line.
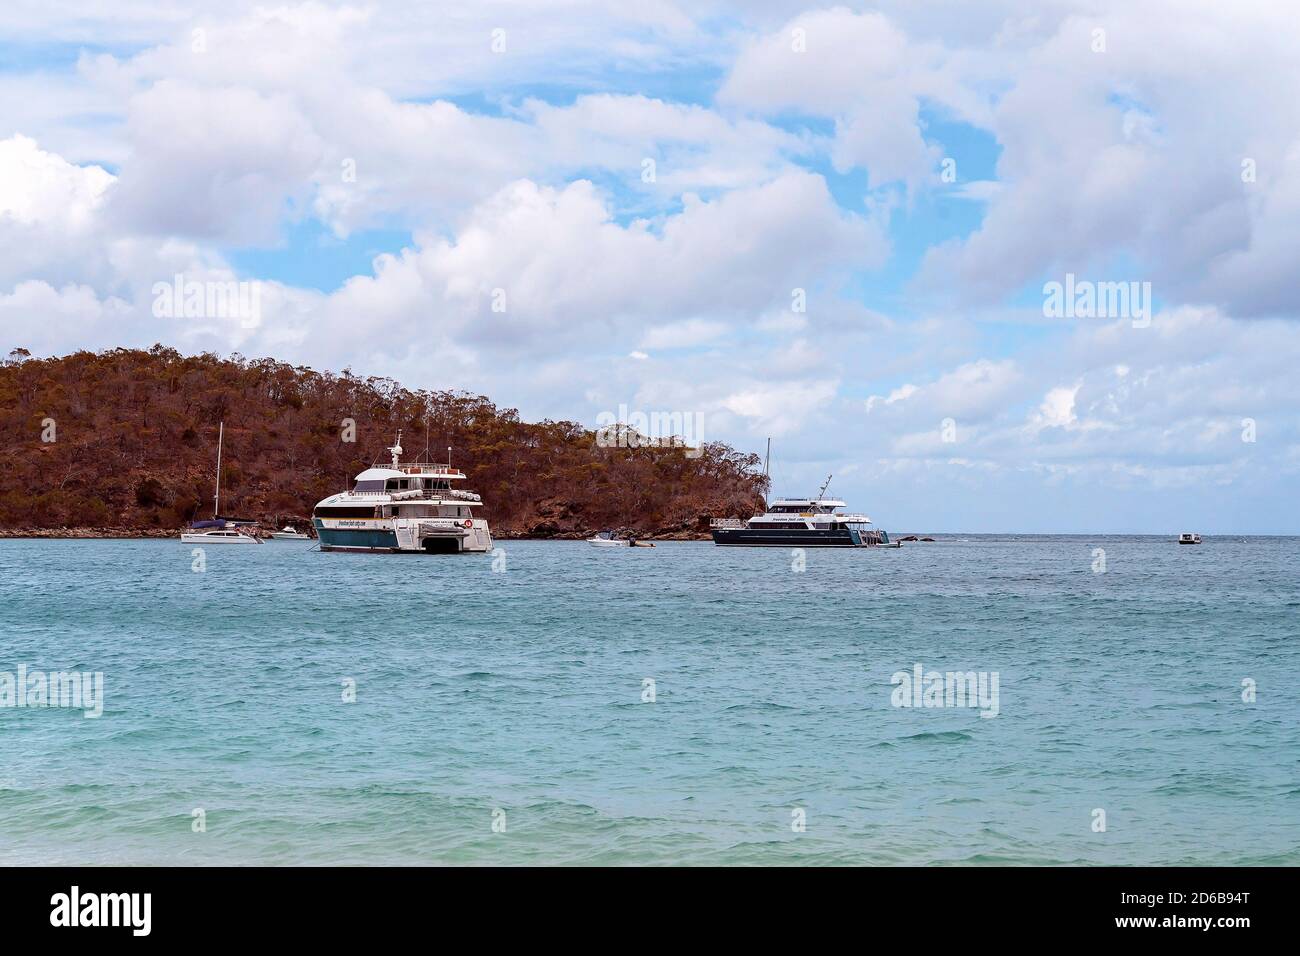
<box><xmin>1</xmin><ymin>536</ymin><xmax>1297</xmax><ymax>865</ymax></box>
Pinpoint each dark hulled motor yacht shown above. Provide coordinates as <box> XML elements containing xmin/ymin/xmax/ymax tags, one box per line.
<box><xmin>710</xmin><ymin>476</ymin><xmax>895</xmax><ymax>547</ymax></box>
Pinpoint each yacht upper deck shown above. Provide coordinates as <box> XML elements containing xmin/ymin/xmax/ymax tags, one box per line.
<box><xmin>342</xmin><ymin>462</ymin><xmax>480</xmax><ymax>502</ymax></box>
<box><xmin>765</xmin><ymin>498</ymin><xmax>848</xmax><ymax>514</ymax></box>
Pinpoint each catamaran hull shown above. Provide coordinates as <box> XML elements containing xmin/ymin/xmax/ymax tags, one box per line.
<box><xmin>314</xmin><ymin>519</ymin><xmax>493</xmax><ymax>553</ymax></box>
<box><xmin>711</xmin><ymin>528</ymin><xmax>892</xmax><ymax>547</ymax></box>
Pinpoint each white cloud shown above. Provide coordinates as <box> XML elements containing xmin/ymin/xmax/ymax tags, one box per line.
<box><xmin>105</xmin><ymin>82</ymin><xmax>324</xmax><ymax>244</ymax></box>
<box><xmin>1027</xmin><ymin>383</ymin><xmax>1080</xmax><ymax>432</ymax></box>
<box><xmin>0</xmin><ymin>135</ymin><xmax>117</xmax><ymax>289</ymax></box>
<box><xmin>0</xmin><ymin>280</ymin><xmax>131</xmax><ymax>354</ymax></box>
<box><xmin>639</xmin><ymin>319</ymin><xmax>728</xmax><ymax>350</ymax></box>
<box><xmin>918</xmin><ymin>1</ymin><xmax>1300</xmax><ymax>317</ymax></box>
<box><xmin>719</xmin><ymin>8</ymin><xmax>986</xmax><ymax>192</ymax></box>
<box><xmin>721</xmin><ymin>379</ymin><xmax>840</xmax><ymax>437</ymax></box>
<box><xmin>865</xmin><ymin>383</ymin><xmax>918</xmax><ymax>412</ymax></box>
<box><xmin>0</xmin><ymin>134</ymin><xmax>112</xmax><ymax>226</ymax></box>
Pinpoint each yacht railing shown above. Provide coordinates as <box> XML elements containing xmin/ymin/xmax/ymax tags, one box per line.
<box><xmin>343</xmin><ymin>489</ymin><xmax>482</xmax><ymax>503</ymax></box>
<box><xmin>709</xmin><ymin>518</ymin><xmax>747</xmax><ymax>529</ymax></box>
<box><xmin>369</xmin><ymin>462</ymin><xmax>467</xmax><ymax>477</ymax></box>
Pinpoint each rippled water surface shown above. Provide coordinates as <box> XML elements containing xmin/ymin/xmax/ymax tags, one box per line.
<box><xmin>1</xmin><ymin>536</ymin><xmax>1297</xmax><ymax>865</ymax></box>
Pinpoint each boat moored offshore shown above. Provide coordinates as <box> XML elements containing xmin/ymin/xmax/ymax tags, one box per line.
<box><xmin>178</xmin><ymin>420</ymin><xmax>262</xmax><ymax>544</ymax></box>
<box><xmin>710</xmin><ymin>475</ymin><xmax>895</xmax><ymax>547</ymax></box>
<box><xmin>312</xmin><ymin>434</ymin><xmax>493</xmax><ymax>554</ymax></box>
<box><xmin>270</xmin><ymin>525</ymin><xmax>311</xmax><ymax>540</ymax></box>
<box><xmin>180</xmin><ymin>525</ymin><xmax>262</xmax><ymax>545</ymax></box>
<box><xmin>587</xmin><ymin>531</ymin><xmax>655</xmax><ymax>547</ymax></box>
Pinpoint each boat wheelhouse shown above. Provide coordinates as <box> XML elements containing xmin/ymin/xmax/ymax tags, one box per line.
<box><xmin>710</xmin><ymin>476</ymin><xmax>894</xmax><ymax>547</ymax></box>
<box><xmin>312</xmin><ymin>434</ymin><xmax>493</xmax><ymax>554</ymax></box>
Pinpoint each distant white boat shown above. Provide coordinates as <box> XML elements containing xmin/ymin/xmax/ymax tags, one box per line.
<box><xmin>270</xmin><ymin>526</ymin><xmax>310</xmax><ymax>540</ymax></box>
<box><xmin>1178</xmin><ymin>532</ymin><xmax>1202</xmax><ymax>545</ymax></box>
<box><xmin>587</xmin><ymin>531</ymin><xmax>654</xmax><ymax>547</ymax></box>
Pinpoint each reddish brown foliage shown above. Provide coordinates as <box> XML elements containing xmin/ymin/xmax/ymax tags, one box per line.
<box><xmin>0</xmin><ymin>346</ymin><xmax>767</xmax><ymax>536</ymax></box>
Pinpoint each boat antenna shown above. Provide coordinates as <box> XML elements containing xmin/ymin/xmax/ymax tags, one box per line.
<box><xmin>389</xmin><ymin>429</ymin><xmax>403</xmax><ymax>468</ymax></box>
<box><xmin>816</xmin><ymin>474</ymin><xmax>832</xmax><ymax>501</ymax></box>
<box><xmin>447</xmin><ymin>445</ymin><xmax>452</xmax><ymax>471</ymax></box>
<box><xmin>213</xmin><ymin>420</ymin><xmax>224</xmax><ymax>519</ymax></box>
<box><xmin>423</xmin><ymin>414</ymin><xmax>430</xmax><ymax>463</ymax></box>
<box><xmin>764</xmin><ymin>437</ymin><xmax>771</xmax><ymax>480</ymax></box>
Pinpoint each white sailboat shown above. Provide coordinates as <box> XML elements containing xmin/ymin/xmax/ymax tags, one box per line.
<box><xmin>179</xmin><ymin>422</ymin><xmax>262</xmax><ymax>545</ymax></box>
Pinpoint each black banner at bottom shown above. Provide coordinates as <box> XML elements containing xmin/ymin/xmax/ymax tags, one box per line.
<box><xmin>0</xmin><ymin>866</ymin><xmax>1282</xmax><ymax>941</ymax></box>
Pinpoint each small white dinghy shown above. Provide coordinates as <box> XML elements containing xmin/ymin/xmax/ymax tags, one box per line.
<box><xmin>587</xmin><ymin>531</ymin><xmax>655</xmax><ymax>548</ymax></box>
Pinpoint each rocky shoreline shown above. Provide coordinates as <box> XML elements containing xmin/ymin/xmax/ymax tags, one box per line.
<box><xmin>0</xmin><ymin>527</ymin><xmax>182</xmax><ymax>539</ymax></box>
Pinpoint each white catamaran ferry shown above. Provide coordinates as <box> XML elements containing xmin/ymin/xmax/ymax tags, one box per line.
<box><xmin>312</xmin><ymin>434</ymin><xmax>492</xmax><ymax>554</ymax></box>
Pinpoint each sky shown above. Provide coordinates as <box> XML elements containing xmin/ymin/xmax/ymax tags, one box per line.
<box><xmin>1</xmin><ymin>0</ymin><xmax>1297</xmax><ymax>533</ymax></box>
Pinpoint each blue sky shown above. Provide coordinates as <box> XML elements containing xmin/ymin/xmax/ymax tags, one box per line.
<box><xmin>1</xmin><ymin>1</ymin><xmax>1297</xmax><ymax>532</ymax></box>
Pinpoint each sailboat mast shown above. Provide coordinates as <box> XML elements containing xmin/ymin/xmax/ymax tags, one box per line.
<box><xmin>764</xmin><ymin>437</ymin><xmax>771</xmax><ymax>479</ymax></box>
<box><xmin>213</xmin><ymin>421</ymin><xmax>224</xmax><ymax>519</ymax></box>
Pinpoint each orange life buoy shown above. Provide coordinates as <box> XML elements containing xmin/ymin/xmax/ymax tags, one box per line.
<box><xmin>462</xmin><ymin>519</ymin><xmax>473</xmax><ymax>528</ymax></box>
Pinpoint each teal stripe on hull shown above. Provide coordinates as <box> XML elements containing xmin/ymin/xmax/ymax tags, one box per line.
<box><xmin>313</xmin><ymin>520</ymin><xmax>399</xmax><ymax>550</ymax></box>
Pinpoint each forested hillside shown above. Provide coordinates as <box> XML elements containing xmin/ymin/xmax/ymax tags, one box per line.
<box><xmin>0</xmin><ymin>347</ymin><xmax>767</xmax><ymax>536</ymax></box>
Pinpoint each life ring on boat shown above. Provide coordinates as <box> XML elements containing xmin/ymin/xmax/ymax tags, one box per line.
<box><xmin>462</xmin><ymin>519</ymin><xmax>473</xmax><ymax>528</ymax></box>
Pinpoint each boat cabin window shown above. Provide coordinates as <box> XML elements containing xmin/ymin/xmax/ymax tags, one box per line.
<box><xmin>314</xmin><ymin>505</ymin><xmax>378</xmax><ymax>519</ymax></box>
<box><xmin>353</xmin><ymin>479</ymin><xmax>385</xmax><ymax>492</ymax></box>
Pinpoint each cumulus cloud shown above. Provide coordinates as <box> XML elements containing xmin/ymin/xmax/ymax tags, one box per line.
<box><xmin>918</xmin><ymin>1</ymin><xmax>1300</xmax><ymax>318</ymax></box>
<box><xmin>719</xmin><ymin>7</ymin><xmax>989</xmax><ymax>192</ymax></box>
<box><xmin>0</xmin><ymin>135</ymin><xmax>115</xmax><ymax>287</ymax></box>
<box><xmin>267</xmin><ymin>169</ymin><xmax>888</xmax><ymax>368</ymax></box>
<box><xmin>106</xmin><ymin>82</ymin><xmax>324</xmax><ymax>244</ymax></box>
